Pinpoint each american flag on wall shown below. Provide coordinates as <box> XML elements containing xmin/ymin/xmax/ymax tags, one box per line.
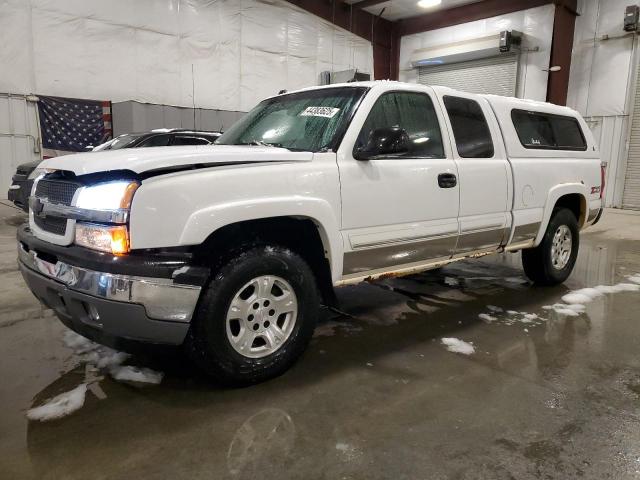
<box><xmin>37</xmin><ymin>95</ymin><xmax>112</xmax><ymax>158</ymax></box>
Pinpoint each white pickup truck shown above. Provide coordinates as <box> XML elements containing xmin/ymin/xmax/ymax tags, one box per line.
<box><xmin>18</xmin><ymin>81</ymin><xmax>604</xmax><ymax>384</ymax></box>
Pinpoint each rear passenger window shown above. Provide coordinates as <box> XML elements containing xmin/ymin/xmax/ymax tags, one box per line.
<box><xmin>443</xmin><ymin>96</ymin><xmax>494</xmax><ymax>158</ymax></box>
<box><xmin>511</xmin><ymin>109</ymin><xmax>587</xmax><ymax>151</ymax></box>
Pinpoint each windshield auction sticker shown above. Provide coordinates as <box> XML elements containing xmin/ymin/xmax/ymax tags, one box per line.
<box><xmin>299</xmin><ymin>106</ymin><xmax>340</xmax><ymax>118</ymax></box>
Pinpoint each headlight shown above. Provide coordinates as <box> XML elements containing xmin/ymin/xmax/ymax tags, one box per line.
<box><xmin>75</xmin><ymin>180</ymin><xmax>139</xmax><ymax>210</ymax></box>
<box><xmin>73</xmin><ymin>180</ymin><xmax>138</xmax><ymax>254</ymax></box>
<box><xmin>75</xmin><ymin>223</ymin><xmax>129</xmax><ymax>254</ymax></box>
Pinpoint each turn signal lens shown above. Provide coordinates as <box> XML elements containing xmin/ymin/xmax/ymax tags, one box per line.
<box><xmin>109</xmin><ymin>226</ymin><xmax>129</xmax><ymax>254</ymax></box>
<box><xmin>120</xmin><ymin>182</ymin><xmax>139</xmax><ymax>209</ymax></box>
<box><xmin>75</xmin><ymin>223</ymin><xmax>130</xmax><ymax>255</ymax></box>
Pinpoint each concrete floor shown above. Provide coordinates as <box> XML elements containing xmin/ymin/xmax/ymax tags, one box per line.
<box><xmin>2</xmin><ymin>201</ymin><xmax>640</xmax><ymax>480</ymax></box>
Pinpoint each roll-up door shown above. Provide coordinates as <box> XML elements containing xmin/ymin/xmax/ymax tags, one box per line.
<box><xmin>418</xmin><ymin>54</ymin><xmax>519</xmax><ymax>97</ymax></box>
<box><xmin>623</xmin><ymin>62</ymin><xmax>640</xmax><ymax>210</ymax></box>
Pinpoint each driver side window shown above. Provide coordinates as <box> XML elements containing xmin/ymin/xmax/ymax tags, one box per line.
<box><xmin>356</xmin><ymin>91</ymin><xmax>444</xmax><ymax>158</ymax></box>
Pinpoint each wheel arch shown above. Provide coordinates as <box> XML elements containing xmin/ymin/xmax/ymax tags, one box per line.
<box><xmin>534</xmin><ymin>184</ymin><xmax>588</xmax><ymax>246</ymax></box>
<box><xmin>193</xmin><ymin>215</ymin><xmax>339</xmax><ymax>307</ymax></box>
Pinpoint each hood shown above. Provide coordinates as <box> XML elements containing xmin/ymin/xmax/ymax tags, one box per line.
<box><xmin>38</xmin><ymin>145</ymin><xmax>314</xmax><ymax>176</ymax></box>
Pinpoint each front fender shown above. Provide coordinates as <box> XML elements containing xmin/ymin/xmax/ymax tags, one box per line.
<box><xmin>129</xmin><ymin>156</ymin><xmax>343</xmax><ymax>280</ymax></box>
<box><xmin>179</xmin><ymin>196</ymin><xmax>343</xmax><ymax>280</ymax></box>
<box><xmin>534</xmin><ymin>183</ymin><xmax>588</xmax><ymax>246</ymax></box>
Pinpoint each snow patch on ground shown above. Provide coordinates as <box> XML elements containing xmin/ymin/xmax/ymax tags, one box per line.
<box><xmin>560</xmin><ymin>280</ymin><xmax>640</xmax><ymax>306</ymax></box>
<box><xmin>478</xmin><ymin>307</ymin><xmax>545</xmax><ymax>326</ymax></box>
<box><xmin>109</xmin><ymin>366</ymin><xmax>164</xmax><ymax>385</ymax></box>
<box><xmin>63</xmin><ymin>330</ymin><xmax>97</xmax><ymax>353</ymax></box>
<box><xmin>441</xmin><ymin>337</ymin><xmax>475</xmax><ymax>355</ymax></box>
<box><xmin>63</xmin><ymin>330</ymin><xmax>131</xmax><ymax>369</ymax></box>
<box><xmin>543</xmin><ymin>303</ymin><xmax>585</xmax><ymax>317</ymax></box>
<box><xmin>96</xmin><ymin>350</ymin><xmax>130</xmax><ymax>369</ymax></box>
<box><xmin>31</xmin><ymin>328</ymin><xmax>165</xmax><ymax>421</ymax></box>
<box><xmin>544</xmin><ymin>276</ymin><xmax>640</xmax><ymax>316</ymax></box>
<box><xmin>26</xmin><ymin>384</ymin><xmax>88</xmax><ymax>422</ymax></box>
<box><xmin>561</xmin><ymin>288</ymin><xmax>603</xmax><ymax>305</ymax></box>
<box><xmin>478</xmin><ymin>313</ymin><xmax>497</xmax><ymax>322</ymax></box>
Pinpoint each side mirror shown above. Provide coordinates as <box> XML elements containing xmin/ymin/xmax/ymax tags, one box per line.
<box><xmin>354</xmin><ymin>126</ymin><xmax>410</xmax><ymax>160</ymax></box>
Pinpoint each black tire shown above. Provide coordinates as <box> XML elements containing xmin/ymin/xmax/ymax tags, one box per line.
<box><xmin>522</xmin><ymin>208</ymin><xmax>579</xmax><ymax>286</ymax></box>
<box><xmin>186</xmin><ymin>245</ymin><xmax>320</xmax><ymax>386</ymax></box>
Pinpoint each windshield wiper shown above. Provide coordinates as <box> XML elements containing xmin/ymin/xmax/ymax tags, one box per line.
<box><xmin>228</xmin><ymin>141</ymin><xmax>275</xmax><ymax>147</ymax></box>
<box><xmin>249</xmin><ymin>140</ymin><xmax>281</xmax><ymax>147</ymax></box>
<box><xmin>230</xmin><ymin>141</ymin><xmax>310</xmax><ymax>152</ymax></box>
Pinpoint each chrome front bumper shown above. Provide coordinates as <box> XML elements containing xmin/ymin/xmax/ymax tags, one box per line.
<box><xmin>18</xmin><ymin>243</ymin><xmax>201</xmax><ymax>322</ymax></box>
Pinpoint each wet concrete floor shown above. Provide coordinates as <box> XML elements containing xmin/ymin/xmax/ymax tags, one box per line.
<box><xmin>2</xmin><ymin>201</ymin><xmax>640</xmax><ymax>479</ymax></box>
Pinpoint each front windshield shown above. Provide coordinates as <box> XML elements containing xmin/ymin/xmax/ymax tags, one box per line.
<box><xmin>216</xmin><ymin>87</ymin><xmax>367</xmax><ymax>152</ymax></box>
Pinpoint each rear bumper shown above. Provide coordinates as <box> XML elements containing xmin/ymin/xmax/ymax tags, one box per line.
<box><xmin>17</xmin><ymin>225</ymin><xmax>209</xmax><ymax>347</ymax></box>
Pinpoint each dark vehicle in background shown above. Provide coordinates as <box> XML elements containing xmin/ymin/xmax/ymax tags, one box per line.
<box><xmin>91</xmin><ymin>129</ymin><xmax>222</xmax><ymax>151</ymax></box>
<box><xmin>7</xmin><ymin>129</ymin><xmax>222</xmax><ymax>212</ymax></box>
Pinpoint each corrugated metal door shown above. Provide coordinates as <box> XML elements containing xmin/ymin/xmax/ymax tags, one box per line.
<box><xmin>418</xmin><ymin>54</ymin><xmax>519</xmax><ymax>97</ymax></box>
<box><xmin>0</xmin><ymin>93</ymin><xmax>42</xmax><ymax>199</ymax></box>
<box><xmin>623</xmin><ymin>63</ymin><xmax>640</xmax><ymax>210</ymax></box>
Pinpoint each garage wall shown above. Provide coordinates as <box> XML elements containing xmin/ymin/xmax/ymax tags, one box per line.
<box><xmin>398</xmin><ymin>5</ymin><xmax>555</xmax><ymax>101</ymax></box>
<box><xmin>0</xmin><ymin>0</ymin><xmax>373</xmax><ymax>113</ymax></box>
<box><xmin>566</xmin><ymin>0</ymin><xmax>638</xmax><ymax>208</ymax></box>
<box><xmin>111</xmin><ymin>102</ymin><xmax>245</xmax><ymax>136</ymax></box>
<box><xmin>0</xmin><ymin>94</ymin><xmax>42</xmax><ymax>196</ymax></box>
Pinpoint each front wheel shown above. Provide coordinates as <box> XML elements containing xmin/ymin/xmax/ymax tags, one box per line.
<box><xmin>522</xmin><ymin>208</ymin><xmax>579</xmax><ymax>286</ymax></box>
<box><xmin>186</xmin><ymin>245</ymin><xmax>319</xmax><ymax>385</ymax></box>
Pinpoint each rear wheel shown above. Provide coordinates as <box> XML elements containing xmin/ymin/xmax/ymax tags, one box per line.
<box><xmin>186</xmin><ymin>245</ymin><xmax>319</xmax><ymax>385</ymax></box>
<box><xmin>522</xmin><ymin>208</ymin><xmax>579</xmax><ymax>286</ymax></box>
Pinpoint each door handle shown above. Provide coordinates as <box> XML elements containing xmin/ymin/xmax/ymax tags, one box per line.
<box><xmin>438</xmin><ymin>173</ymin><xmax>457</xmax><ymax>188</ymax></box>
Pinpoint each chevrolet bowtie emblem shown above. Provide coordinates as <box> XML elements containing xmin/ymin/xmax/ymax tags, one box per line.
<box><xmin>31</xmin><ymin>198</ymin><xmax>44</xmax><ymax>216</ymax></box>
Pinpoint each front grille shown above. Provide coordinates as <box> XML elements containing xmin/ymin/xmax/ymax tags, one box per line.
<box><xmin>34</xmin><ymin>215</ymin><xmax>68</xmax><ymax>235</ymax></box>
<box><xmin>35</xmin><ymin>179</ymin><xmax>80</xmax><ymax>206</ymax></box>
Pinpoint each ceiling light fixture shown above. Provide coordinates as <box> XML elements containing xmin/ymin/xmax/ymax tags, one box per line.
<box><xmin>418</xmin><ymin>0</ymin><xmax>443</xmax><ymax>8</ymax></box>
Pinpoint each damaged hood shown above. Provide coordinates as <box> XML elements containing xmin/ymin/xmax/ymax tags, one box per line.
<box><xmin>39</xmin><ymin>145</ymin><xmax>314</xmax><ymax>176</ymax></box>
